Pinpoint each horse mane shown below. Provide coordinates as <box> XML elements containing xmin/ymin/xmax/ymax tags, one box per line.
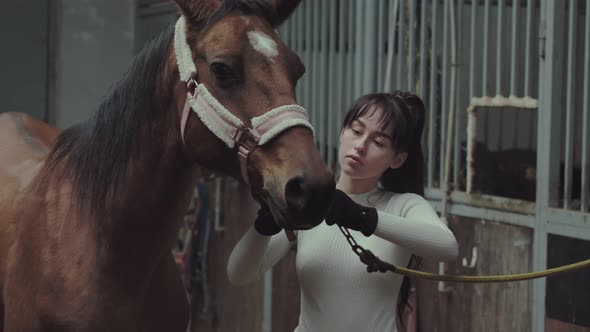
<box><xmin>39</xmin><ymin>24</ymin><xmax>175</xmax><ymax>216</ymax></box>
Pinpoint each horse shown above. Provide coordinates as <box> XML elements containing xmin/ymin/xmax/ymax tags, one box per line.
<box><xmin>0</xmin><ymin>0</ymin><xmax>335</xmax><ymax>330</ymax></box>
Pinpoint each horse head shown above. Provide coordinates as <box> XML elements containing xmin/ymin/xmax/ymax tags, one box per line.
<box><xmin>173</xmin><ymin>0</ymin><xmax>335</xmax><ymax>230</ymax></box>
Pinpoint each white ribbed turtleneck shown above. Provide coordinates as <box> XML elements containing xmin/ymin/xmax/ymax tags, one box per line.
<box><xmin>227</xmin><ymin>187</ymin><xmax>458</xmax><ymax>332</ymax></box>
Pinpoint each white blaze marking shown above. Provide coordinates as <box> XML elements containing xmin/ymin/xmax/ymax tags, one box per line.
<box><xmin>247</xmin><ymin>30</ymin><xmax>279</xmax><ymax>61</ymax></box>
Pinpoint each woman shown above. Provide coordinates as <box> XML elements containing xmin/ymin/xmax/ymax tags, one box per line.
<box><xmin>227</xmin><ymin>91</ymin><xmax>458</xmax><ymax>331</ymax></box>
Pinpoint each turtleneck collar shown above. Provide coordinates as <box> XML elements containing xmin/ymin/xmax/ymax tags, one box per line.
<box><xmin>346</xmin><ymin>185</ymin><xmax>387</xmax><ymax>207</ymax></box>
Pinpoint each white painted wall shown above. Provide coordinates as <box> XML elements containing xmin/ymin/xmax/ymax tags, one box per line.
<box><xmin>0</xmin><ymin>0</ymin><xmax>49</xmax><ymax>120</ymax></box>
<box><xmin>52</xmin><ymin>0</ymin><xmax>135</xmax><ymax>129</ymax></box>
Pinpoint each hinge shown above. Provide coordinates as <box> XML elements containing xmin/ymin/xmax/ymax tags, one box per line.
<box><xmin>539</xmin><ymin>19</ymin><xmax>546</xmax><ymax>60</ymax></box>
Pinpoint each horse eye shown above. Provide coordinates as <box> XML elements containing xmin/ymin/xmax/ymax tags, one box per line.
<box><xmin>210</xmin><ymin>62</ymin><xmax>237</xmax><ymax>85</ymax></box>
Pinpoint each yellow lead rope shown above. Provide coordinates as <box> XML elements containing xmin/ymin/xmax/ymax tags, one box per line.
<box><xmin>389</xmin><ymin>259</ymin><xmax>590</xmax><ymax>283</ymax></box>
<box><xmin>340</xmin><ymin>226</ymin><xmax>590</xmax><ymax>283</ymax></box>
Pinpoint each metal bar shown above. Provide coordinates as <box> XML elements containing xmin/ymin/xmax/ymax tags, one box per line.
<box><xmin>397</xmin><ymin>0</ymin><xmax>405</xmax><ymax>89</ymax></box>
<box><xmin>409</xmin><ymin>0</ymin><xmax>416</xmax><ymax>90</ymax></box>
<box><xmin>524</xmin><ymin>0</ymin><xmax>533</xmax><ymax>97</ymax></box>
<box><xmin>289</xmin><ymin>6</ymin><xmax>295</xmax><ymax>49</ymax></box>
<box><xmin>582</xmin><ymin>0</ymin><xmax>590</xmax><ymax>212</ymax></box>
<box><xmin>496</xmin><ymin>0</ymin><xmax>504</xmax><ymax>96</ymax></box>
<box><xmin>304</xmin><ymin>1</ymin><xmax>312</xmax><ymax>118</ymax></box>
<box><xmin>320</xmin><ymin>1</ymin><xmax>329</xmax><ymax>159</ymax></box>
<box><xmin>336</xmin><ymin>0</ymin><xmax>346</xmax><ymax>160</ymax></box>
<box><xmin>546</xmin><ymin>207</ymin><xmax>590</xmax><ymax>234</ymax></box>
<box><xmin>428</xmin><ymin>0</ymin><xmax>438</xmax><ymax>188</ymax></box>
<box><xmin>469</xmin><ymin>0</ymin><xmax>476</xmax><ymax>98</ymax></box>
<box><xmin>563</xmin><ymin>0</ymin><xmax>577</xmax><ymax>210</ymax></box>
<box><xmin>355</xmin><ymin>0</ymin><xmax>364</xmax><ymax>97</ymax></box>
<box><xmin>510</xmin><ymin>0</ymin><xmax>518</xmax><ymax>96</ymax></box>
<box><xmin>308</xmin><ymin>1</ymin><xmax>315</xmax><ymax>125</ymax></box>
<box><xmin>348</xmin><ymin>0</ymin><xmax>355</xmax><ymax>103</ymax></box>
<box><xmin>510</xmin><ymin>0</ymin><xmax>521</xmax><ymax>147</ymax></box>
<box><xmin>291</xmin><ymin>5</ymin><xmax>303</xmax><ymax>103</ymax></box>
<box><xmin>377</xmin><ymin>0</ymin><xmax>385</xmax><ymax>91</ymax></box>
<box><xmin>426</xmin><ymin>188</ymin><xmax>536</xmax><ymax>216</ymax></box>
<box><xmin>440</xmin><ymin>0</ymin><xmax>449</xmax><ymax>185</ymax></box>
<box><xmin>547</xmin><ymin>221</ymin><xmax>590</xmax><ymax>242</ymax></box>
<box><xmin>295</xmin><ymin>3</ymin><xmax>302</xmax><ymax>105</ymax></box>
<box><xmin>314</xmin><ymin>1</ymin><xmax>322</xmax><ymax>144</ymax></box>
<box><xmin>419</xmin><ymin>0</ymin><xmax>427</xmax><ymax>98</ymax></box>
<box><xmin>534</xmin><ymin>1</ymin><xmax>565</xmax><ymax>330</ymax></box>
<box><xmin>298</xmin><ymin>2</ymin><xmax>305</xmax><ymax>107</ymax></box>
<box><xmin>383</xmin><ymin>0</ymin><xmax>399</xmax><ymax>92</ymax></box>
<box><xmin>363</xmin><ymin>1</ymin><xmax>378</xmax><ymax>95</ymax></box>
<box><xmin>483</xmin><ymin>0</ymin><xmax>490</xmax><ymax>96</ymax></box>
<box><xmin>329</xmin><ymin>0</ymin><xmax>338</xmax><ymax>166</ymax></box>
<box><xmin>466</xmin><ymin>107</ymin><xmax>476</xmax><ymax>193</ymax></box>
<box><xmin>468</xmin><ymin>96</ymin><xmax>539</xmax><ymax>109</ymax></box>
<box><xmin>453</xmin><ymin>0</ymin><xmax>463</xmax><ymax>189</ymax></box>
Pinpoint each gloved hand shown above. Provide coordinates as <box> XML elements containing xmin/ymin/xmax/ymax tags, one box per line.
<box><xmin>325</xmin><ymin>189</ymin><xmax>378</xmax><ymax>236</ymax></box>
<box><xmin>254</xmin><ymin>204</ymin><xmax>282</xmax><ymax>236</ymax></box>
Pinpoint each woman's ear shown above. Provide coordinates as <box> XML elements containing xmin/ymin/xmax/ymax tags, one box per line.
<box><xmin>390</xmin><ymin>152</ymin><xmax>408</xmax><ymax>169</ymax></box>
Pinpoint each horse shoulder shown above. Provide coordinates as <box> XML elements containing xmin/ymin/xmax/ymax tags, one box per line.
<box><xmin>0</xmin><ymin>112</ymin><xmax>59</xmax><ymax>191</ymax></box>
<box><xmin>0</xmin><ymin>113</ymin><xmax>59</xmax><ymax>288</ymax></box>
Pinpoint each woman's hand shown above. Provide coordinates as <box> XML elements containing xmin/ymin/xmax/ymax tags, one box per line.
<box><xmin>325</xmin><ymin>189</ymin><xmax>378</xmax><ymax>236</ymax></box>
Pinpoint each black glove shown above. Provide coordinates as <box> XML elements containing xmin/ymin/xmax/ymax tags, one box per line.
<box><xmin>325</xmin><ymin>189</ymin><xmax>378</xmax><ymax>237</ymax></box>
<box><xmin>254</xmin><ymin>205</ymin><xmax>282</xmax><ymax>236</ymax></box>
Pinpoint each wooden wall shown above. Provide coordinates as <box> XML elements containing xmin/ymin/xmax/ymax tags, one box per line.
<box><xmin>417</xmin><ymin>215</ymin><xmax>533</xmax><ymax>332</ymax></box>
<box><xmin>189</xmin><ymin>177</ymin><xmax>301</xmax><ymax>332</ymax></box>
<box><xmin>271</xmin><ymin>249</ymin><xmax>300</xmax><ymax>332</ymax></box>
<box><xmin>190</xmin><ymin>178</ymin><xmax>263</xmax><ymax>332</ymax></box>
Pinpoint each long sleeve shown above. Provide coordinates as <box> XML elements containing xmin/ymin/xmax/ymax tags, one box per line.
<box><xmin>372</xmin><ymin>193</ymin><xmax>458</xmax><ymax>261</ymax></box>
<box><xmin>226</xmin><ymin>226</ymin><xmax>295</xmax><ymax>285</ymax></box>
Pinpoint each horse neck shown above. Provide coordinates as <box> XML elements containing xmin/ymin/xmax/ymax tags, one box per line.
<box><xmin>95</xmin><ymin>57</ymin><xmax>200</xmax><ymax>276</ymax></box>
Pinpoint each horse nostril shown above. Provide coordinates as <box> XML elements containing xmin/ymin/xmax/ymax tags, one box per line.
<box><xmin>285</xmin><ymin>176</ymin><xmax>310</xmax><ymax>214</ymax></box>
<box><xmin>284</xmin><ymin>175</ymin><xmax>336</xmax><ymax>229</ymax></box>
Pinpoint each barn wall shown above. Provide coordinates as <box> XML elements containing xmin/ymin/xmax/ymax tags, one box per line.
<box><xmin>271</xmin><ymin>248</ymin><xmax>300</xmax><ymax>332</ymax></box>
<box><xmin>51</xmin><ymin>0</ymin><xmax>136</xmax><ymax>129</ymax></box>
<box><xmin>0</xmin><ymin>0</ymin><xmax>49</xmax><ymax>121</ymax></box>
<box><xmin>190</xmin><ymin>178</ymin><xmax>264</xmax><ymax>332</ymax></box>
<box><xmin>417</xmin><ymin>215</ymin><xmax>533</xmax><ymax>332</ymax></box>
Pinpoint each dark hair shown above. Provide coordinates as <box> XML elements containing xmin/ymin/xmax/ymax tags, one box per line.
<box><xmin>342</xmin><ymin>91</ymin><xmax>426</xmax><ymax>330</ymax></box>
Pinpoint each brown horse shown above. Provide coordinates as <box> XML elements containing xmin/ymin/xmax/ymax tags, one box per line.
<box><xmin>0</xmin><ymin>0</ymin><xmax>334</xmax><ymax>331</ymax></box>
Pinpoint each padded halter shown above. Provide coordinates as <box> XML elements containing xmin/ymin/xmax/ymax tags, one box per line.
<box><xmin>174</xmin><ymin>16</ymin><xmax>314</xmax><ymax>184</ymax></box>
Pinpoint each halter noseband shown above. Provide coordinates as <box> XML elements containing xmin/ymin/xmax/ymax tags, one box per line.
<box><xmin>174</xmin><ymin>16</ymin><xmax>314</xmax><ymax>184</ymax></box>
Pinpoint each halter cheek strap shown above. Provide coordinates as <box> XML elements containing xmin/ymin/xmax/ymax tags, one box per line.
<box><xmin>179</xmin><ymin>77</ymin><xmax>312</xmax><ymax>183</ymax></box>
<box><xmin>174</xmin><ymin>16</ymin><xmax>314</xmax><ymax>184</ymax></box>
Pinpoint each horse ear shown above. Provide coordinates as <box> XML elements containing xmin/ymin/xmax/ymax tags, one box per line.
<box><xmin>173</xmin><ymin>0</ymin><xmax>222</xmax><ymax>26</ymax></box>
<box><xmin>269</xmin><ymin>0</ymin><xmax>302</xmax><ymax>27</ymax></box>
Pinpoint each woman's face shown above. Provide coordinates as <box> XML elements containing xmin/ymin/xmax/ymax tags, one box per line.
<box><xmin>338</xmin><ymin>107</ymin><xmax>407</xmax><ymax>182</ymax></box>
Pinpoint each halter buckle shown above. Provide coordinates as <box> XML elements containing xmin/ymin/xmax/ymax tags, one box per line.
<box><xmin>234</xmin><ymin>127</ymin><xmax>261</xmax><ymax>158</ymax></box>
